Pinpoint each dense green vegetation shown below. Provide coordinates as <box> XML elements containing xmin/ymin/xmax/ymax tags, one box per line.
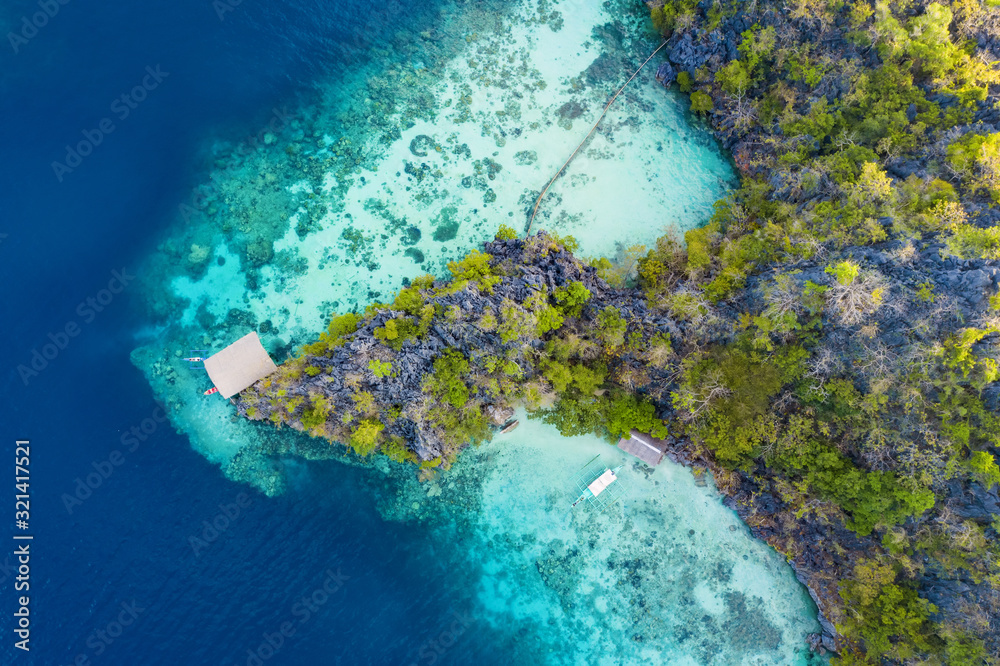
<box><xmin>242</xmin><ymin>230</ymin><xmax>672</xmax><ymax>473</ymax></box>
<box><xmin>646</xmin><ymin>0</ymin><xmax>1000</xmax><ymax>662</ymax></box>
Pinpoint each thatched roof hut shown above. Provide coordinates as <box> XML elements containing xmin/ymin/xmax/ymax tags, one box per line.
<box><xmin>203</xmin><ymin>332</ymin><xmax>277</xmax><ymax>399</ymax></box>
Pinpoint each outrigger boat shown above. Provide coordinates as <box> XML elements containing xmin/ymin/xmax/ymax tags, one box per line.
<box><xmin>571</xmin><ymin>455</ymin><xmax>626</xmax><ymax>511</ymax></box>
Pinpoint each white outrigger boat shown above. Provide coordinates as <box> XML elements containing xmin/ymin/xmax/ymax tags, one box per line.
<box><xmin>571</xmin><ymin>455</ymin><xmax>626</xmax><ymax>511</ymax></box>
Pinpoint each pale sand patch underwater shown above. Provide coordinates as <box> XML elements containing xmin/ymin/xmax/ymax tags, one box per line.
<box><xmin>166</xmin><ymin>0</ymin><xmax>733</xmax><ymax>348</ymax></box>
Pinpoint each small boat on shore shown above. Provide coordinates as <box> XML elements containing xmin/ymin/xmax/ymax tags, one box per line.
<box><xmin>499</xmin><ymin>419</ymin><xmax>519</xmax><ymax>434</ymax></box>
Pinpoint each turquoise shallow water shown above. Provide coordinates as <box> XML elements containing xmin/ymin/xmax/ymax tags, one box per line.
<box><xmin>133</xmin><ymin>0</ymin><xmax>734</xmax><ymax>464</ymax></box>
<box><xmin>385</xmin><ymin>413</ymin><xmax>825</xmax><ymax>665</ymax></box>
<box><xmin>128</xmin><ymin>0</ymin><xmax>824</xmax><ymax>662</ymax></box>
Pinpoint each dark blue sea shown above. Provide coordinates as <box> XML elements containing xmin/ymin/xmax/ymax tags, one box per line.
<box><xmin>0</xmin><ymin>1</ymin><xmax>506</xmax><ymax>663</ymax></box>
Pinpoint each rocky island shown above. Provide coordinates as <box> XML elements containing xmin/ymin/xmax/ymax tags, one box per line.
<box><xmin>230</xmin><ymin>0</ymin><xmax>1000</xmax><ymax>663</ymax></box>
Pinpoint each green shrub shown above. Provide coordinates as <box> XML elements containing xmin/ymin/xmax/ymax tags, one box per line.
<box><xmin>410</xmin><ymin>274</ymin><xmax>435</xmax><ymax>290</ymax></box>
<box><xmin>784</xmin><ymin>49</ymin><xmax>824</xmax><ymax>88</ymax></box>
<box><xmin>836</xmin><ymin>560</ymin><xmax>936</xmax><ymax>662</ymax></box>
<box><xmin>915</xmin><ymin>281</ymin><xmax>936</xmax><ymax>303</ymax></box>
<box><xmin>690</xmin><ymin>90</ymin><xmax>714</xmax><ymax>114</ymax></box>
<box><xmin>393</xmin><ymin>287</ymin><xmax>424</xmax><ymax>315</ymax></box>
<box><xmin>716</xmin><ymin>60</ymin><xmax>751</xmax><ymax>96</ymax></box>
<box><xmin>368</xmin><ymin>359</ymin><xmax>393</xmax><ymax>378</ymax></box>
<box><xmin>684</xmin><ymin>222</ymin><xmax>719</xmax><ymax>272</ymax></box>
<box><xmin>676</xmin><ymin>70</ymin><xmax>693</xmax><ymax>92</ymax></box>
<box><xmin>677</xmin><ymin>344</ymin><xmax>807</xmax><ymax>467</ymax></box>
<box><xmin>595</xmin><ymin>306</ymin><xmax>627</xmax><ymax>349</ymax></box>
<box><xmin>968</xmin><ymin>451</ymin><xmax>1000</xmax><ymax>489</ymax></box>
<box><xmin>603</xmin><ymin>391</ymin><xmax>669</xmax><ymax>440</ymax></box>
<box><xmin>350</xmin><ymin>419</ymin><xmax>384</xmax><ymax>456</ymax></box>
<box><xmin>553</xmin><ymin>281</ymin><xmax>591</xmax><ymax>317</ymax></box>
<box><xmin>300</xmin><ymin>409</ymin><xmax>325</xmax><ymax>430</ymax></box>
<box><xmin>300</xmin><ymin>312</ymin><xmax>361</xmax><ymax>355</ymax></box>
<box><xmin>946</xmin><ymin>133</ymin><xmax>987</xmax><ymax>176</ymax></box>
<box><xmin>539</xmin><ymin>389</ymin><xmax>666</xmax><ymax>442</ymax></box>
<box><xmin>426</xmin><ymin>350</ymin><xmax>471</xmax><ymax>408</ymax></box>
<box><xmin>650</xmin><ymin>0</ymin><xmax>697</xmax><ymax>35</ymax></box>
<box><xmin>447</xmin><ymin>249</ymin><xmax>500</xmax><ymax>293</ymax></box>
<box><xmin>826</xmin><ymin>260</ymin><xmax>861</xmax><ymax>286</ymax></box>
<box><xmin>944</xmin><ymin>222</ymin><xmax>1000</xmax><ymax>260</ymax></box>
<box><xmin>572</xmin><ymin>363</ymin><xmax>606</xmax><ymax>395</ymax></box>
<box><xmin>374</xmin><ymin>317</ymin><xmax>418</xmax><ymax>350</ymax></box>
<box><xmin>738</xmin><ymin>25</ymin><xmax>776</xmax><ymax>77</ymax></box>
<box><xmin>498</xmin><ymin>300</ymin><xmax>535</xmax><ymax>343</ymax></box>
<box><xmin>495</xmin><ymin>224</ymin><xmax>517</xmax><ymax>240</ymax></box>
<box><xmin>383</xmin><ymin>436</ymin><xmax>417</xmax><ymax>464</ymax></box>
<box><xmin>906</xmin><ymin>3</ymin><xmax>962</xmax><ymax>79</ymax></box>
<box><xmin>542</xmin><ymin>359</ymin><xmax>573</xmax><ymax>393</ymax></box>
<box><xmin>535</xmin><ymin>305</ymin><xmax>564</xmax><ymax>337</ymax></box>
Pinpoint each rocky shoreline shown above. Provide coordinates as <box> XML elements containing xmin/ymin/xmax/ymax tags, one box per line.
<box><xmin>231</xmin><ymin>0</ymin><xmax>1000</xmax><ymax>661</ymax></box>
<box><xmin>234</xmin><ymin>226</ymin><xmax>997</xmax><ymax>659</ymax></box>
<box><xmin>644</xmin><ymin>0</ymin><xmax>1000</xmax><ymax>661</ymax></box>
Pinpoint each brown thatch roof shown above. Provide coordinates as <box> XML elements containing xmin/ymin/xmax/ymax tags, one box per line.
<box><xmin>203</xmin><ymin>332</ymin><xmax>277</xmax><ymax>399</ymax></box>
<box><xmin>616</xmin><ymin>429</ymin><xmax>669</xmax><ymax>467</ymax></box>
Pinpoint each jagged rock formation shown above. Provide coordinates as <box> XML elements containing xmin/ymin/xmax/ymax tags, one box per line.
<box><xmin>235</xmin><ymin>233</ymin><xmax>673</xmax><ymax>464</ymax></box>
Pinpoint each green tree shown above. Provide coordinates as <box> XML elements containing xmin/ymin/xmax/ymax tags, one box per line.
<box><xmin>676</xmin><ymin>71</ymin><xmax>693</xmax><ymax>92</ymax></box>
<box><xmin>968</xmin><ymin>451</ymin><xmax>1000</xmax><ymax>489</ymax></box>
<box><xmin>553</xmin><ymin>281</ymin><xmax>591</xmax><ymax>317</ymax></box>
<box><xmin>595</xmin><ymin>307</ymin><xmax>627</xmax><ymax>349</ymax></box>
<box><xmin>836</xmin><ymin>561</ymin><xmax>935</xmax><ymax>661</ymax></box>
<box><xmin>495</xmin><ymin>224</ymin><xmax>517</xmax><ymax>240</ymax></box>
<box><xmin>690</xmin><ymin>90</ymin><xmax>713</xmax><ymax>114</ymax></box>
<box><xmin>716</xmin><ymin>60</ymin><xmax>751</xmax><ymax>96</ymax></box>
<box><xmin>350</xmin><ymin>419</ymin><xmax>384</xmax><ymax>456</ymax></box>
<box><xmin>368</xmin><ymin>359</ymin><xmax>393</xmax><ymax>379</ymax></box>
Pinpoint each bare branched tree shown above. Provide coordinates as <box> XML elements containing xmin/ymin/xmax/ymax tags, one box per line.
<box><xmin>675</xmin><ymin>368</ymin><xmax>732</xmax><ymax>422</ymax></box>
<box><xmin>806</xmin><ymin>346</ymin><xmax>843</xmax><ymax>381</ymax></box>
<box><xmin>763</xmin><ymin>273</ymin><xmax>804</xmax><ymax>319</ymax></box>
<box><xmin>826</xmin><ymin>269</ymin><xmax>888</xmax><ymax>326</ymax></box>
<box><xmin>857</xmin><ymin>339</ymin><xmax>897</xmax><ymax>379</ymax></box>
<box><xmin>728</xmin><ymin>91</ymin><xmax>758</xmax><ymax>134</ymax></box>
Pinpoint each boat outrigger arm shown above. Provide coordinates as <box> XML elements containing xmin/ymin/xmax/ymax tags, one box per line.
<box><xmin>572</xmin><ymin>464</ymin><xmax>624</xmax><ymax>507</ymax></box>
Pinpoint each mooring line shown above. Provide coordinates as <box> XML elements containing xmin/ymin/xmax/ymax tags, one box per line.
<box><xmin>525</xmin><ymin>40</ymin><xmax>669</xmax><ymax>235</ymax></box>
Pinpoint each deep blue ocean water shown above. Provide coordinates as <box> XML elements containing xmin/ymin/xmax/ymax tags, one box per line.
<box><xmin>0</xmin><ymin>1</ymin><xmax>514</xmax><ymax>663</ymax></box>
